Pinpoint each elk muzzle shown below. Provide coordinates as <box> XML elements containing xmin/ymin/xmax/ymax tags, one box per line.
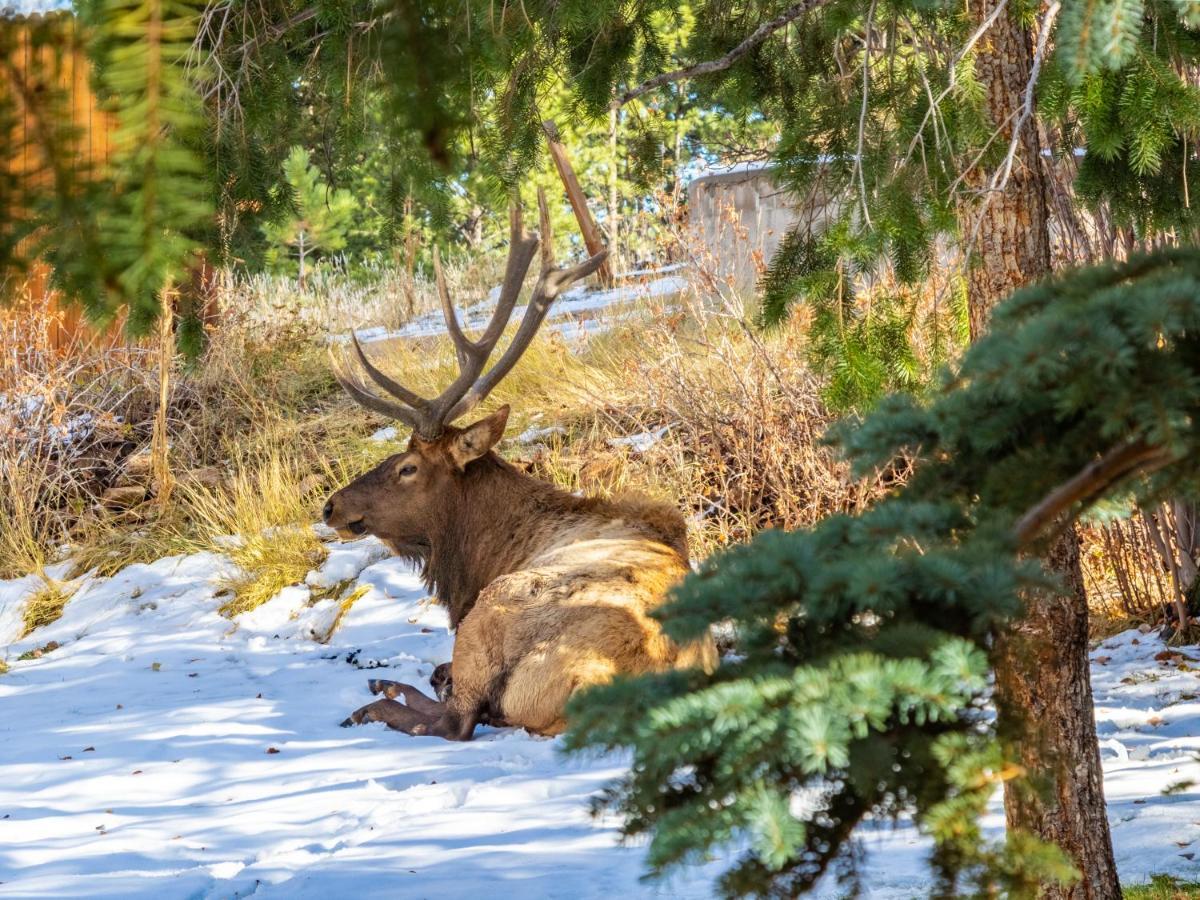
<box><xmin>323</xmin><ymin>493</ymin><xmax>367</xmax><ymax>538</ymax></box>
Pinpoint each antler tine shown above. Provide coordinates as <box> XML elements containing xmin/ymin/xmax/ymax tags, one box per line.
<box><xmin>421</xmin><ymin>202</ymin><xmax>540</xmax><ymax>427</ymax></box>
<box><xmin>473</xmin><ymin>204</ymin><xmax>538</xmax><ymax>353</ymax></box>
<box><xmin>445</xmin><ymin>188</ymin><xmax>608</xmax><ymax>423</ymax></box>
<box><xmin>350</xmin><ymin>332</ymin><xmax>432</xmax><ymax>412</ymax></box>
<box><xmin>432</xmin><ymin>245</ymin><xmax>476</xmax><ymax>368</ymax></box>
<box><xmin>329</xmin><ymin>347</ymin><xmax>426</xmax><ymax>433</ymax></box>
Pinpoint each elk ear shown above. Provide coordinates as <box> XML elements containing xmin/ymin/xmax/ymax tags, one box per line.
<box><xmin>449</xmin><ymin>405</ymin><xmax>510</xmax><ymax>469</ymax></box>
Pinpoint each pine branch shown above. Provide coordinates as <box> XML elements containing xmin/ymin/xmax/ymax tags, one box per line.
<box><xmin>616</xmin><ymin>0</ymin><xmax>833</xmax><ymax>107</ymax></box>
<box><xmin>1013</xmin><ymin>439</ymin><xmax>1176</xmax><ymax>546</ymax></box>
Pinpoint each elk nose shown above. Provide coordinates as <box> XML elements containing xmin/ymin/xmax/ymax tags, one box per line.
<box><xmin>322</xmin><ymin>499</ymin><xmax>334</xmax><ymax>522</ymax></box>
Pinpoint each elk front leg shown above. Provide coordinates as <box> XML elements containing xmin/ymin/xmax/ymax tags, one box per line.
<box><xmin>367</xmin><ymin>678</ymin><xmax>443</xmax><ymax>716</ymax></box>
<box><xmin>342</xmin><ymin>693</ymin><xmax>481</xmax><ymax>741</ymax></box>
<box><xmin>341</xmin><ymin>698</ymin><xmax>438</xmax><ymax>733</ymax></box>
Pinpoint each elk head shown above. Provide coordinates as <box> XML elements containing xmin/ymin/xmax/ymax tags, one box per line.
<box><xmin>323</xmin><ymin>190</ymin><xmax>607</xmax><ymax>554</ymax></box>
<box><xmin>322</xmin><ymin>406</ymin><xmax>510</xmax><ymax>546</ymax></box>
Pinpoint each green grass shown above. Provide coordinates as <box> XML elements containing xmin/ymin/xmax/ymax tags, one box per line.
<box><xmin>1125</xmin><ymin>875</ymin><xmax>1200</xmax><ymax>899</ymax></box>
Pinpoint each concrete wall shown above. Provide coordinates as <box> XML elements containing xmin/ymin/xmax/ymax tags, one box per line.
<box><xmin>686</xmin><ymin>164</ymin><xmax>836</xmax><ymax>295</ymax></box>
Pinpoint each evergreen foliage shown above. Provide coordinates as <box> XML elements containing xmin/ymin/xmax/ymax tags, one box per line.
<box><xmin>1042</xmin><ymin>0</ymin><xmax>1200</xmax><ymax>233</ymax></box>
<box><xmin>565</xmin><ymin>248</ymin><xmax>1200</xmax><ymax>896</ymax></box>
<box><xmin>1</xmin><ymin>1</ymin><xmax>210</xmax><ymax>342</ymax></box>
<box><xmin>758</xmin><ymin>217</ymin><xmax>967</xmax><ymax>412</ymax></box>
<box><xmin>0</xmin><ymin>13</ymin><xmax>109</xmax><ymax>307</ymax></box>
<box><xmin>262</xmin><ymin>146</ymin><xmax>356</xmax><ymax>281</ymax></box>
<box><xmin>78</xmin><ymin>0</ymin><xmax>211</xmax><ymax>335</ymax></box>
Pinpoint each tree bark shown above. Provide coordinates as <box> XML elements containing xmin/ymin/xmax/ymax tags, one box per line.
<box><xmin>993</xmin><ymin>532</ymin><xmax>1122</xmax><ymax>898</ymax></box>
<box><xmin>958</xmin><ymin>2</ymin><xmax>1121</xmax><ymax>896</ymax></box>
<box><xmin>958</xmin><ymin>0</ymin><xmax>1052</xmax><ymax>341</ymax></box>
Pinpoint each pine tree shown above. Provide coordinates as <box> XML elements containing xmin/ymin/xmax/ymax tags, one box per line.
<box><xmin>262</xmin><ymin>146</ymin><xmax>356</xmax><ymax>286</ymax></box>
<box><xmin>79</xmin><ymin>0</ymin><xmax>211</xmax><ymax>335</ymax></box>
<box><xmin>565</xmin><ymin>248</ymin><xmax>1200</xmax><ymax>895</ymax></box>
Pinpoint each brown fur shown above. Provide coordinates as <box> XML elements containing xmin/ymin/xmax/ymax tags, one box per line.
<box><xmin>324</xmin><ymin>406</ymin><xmax>716</xmax><ymax>740</ymax></box>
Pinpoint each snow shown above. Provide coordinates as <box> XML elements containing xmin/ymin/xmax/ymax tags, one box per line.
<box><xmin>607</xmin><ymin>425</ymin><xmax>672</xmax><ymax>453</ymax></box>
<box><xmin>329</xmin><ymin>274</ymin><xmax>687</xmax><ymax>348</ymax></box>
<box><xmin>2</xmin><ymin>538</ymin><xmax>1198</xmax><ymax>897</ymax></box>
<box><xmin>369</xmin><ymin>426</ymin><xmax>398</xmax><ymax>443</ymax></box>
<box><xmin>515</xmin><ymin>424</ymin><xmax>566</xmax><ymax>445</ymax></box>
<box><xmin>0</xmin><ymin>393</ymin><xmax>99</xmax><ymax>464</ymax></box>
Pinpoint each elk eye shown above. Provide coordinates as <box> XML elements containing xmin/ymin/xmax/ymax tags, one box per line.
<box><xmin>398</xmin><ymin>464</ymin><xmax>417</xmax><ymax>477</ymax></box>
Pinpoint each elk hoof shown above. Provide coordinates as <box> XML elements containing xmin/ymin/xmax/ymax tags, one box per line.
<box><xmin>341</xmin><ymin>703</ymin><xmax>373</xmax><ymax>727</ymax></box>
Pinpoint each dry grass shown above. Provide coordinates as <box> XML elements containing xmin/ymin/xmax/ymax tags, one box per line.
<box><xmin>177</xmin><ymin>440</ymin><xmax>335</xmax><ymax>617</ymax></box>
<box><xmin>2</xmin><ymin>238</ymin><xmax>881</xmax><ymax>627</ymax></box>
<box><xmin>0</xmin><ymin>296</ymin><xmax>161</xmax><ymax>579</ymax></box>
<box><xmin>21</xmin><ymin>579</ymin><xmax>74</xmax><ymax>637</ymax></box>
<box><xmin>0</xmin><ymin>455</ymin><xmax>58</xmax><ymax>579</ymax></box>
<box><xmin>216</xmin><ymin>530</ymin><xmax>326</xmax><ymax>618</ymax></box>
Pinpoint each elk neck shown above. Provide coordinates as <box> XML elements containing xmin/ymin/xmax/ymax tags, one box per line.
<box><xmin>422</xmin><ymin>452</ymin><xmax>586</xmax><ymax>628</ymax></box>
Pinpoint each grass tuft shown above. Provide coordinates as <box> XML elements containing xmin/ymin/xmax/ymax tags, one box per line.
<box><xmin>1124</xmin><ymin>875</ymin><xmax>1200</xmax><ymax>899</ymax></box>
<box><xmin>179</xmin><ymin>441</ymin><xmax>332</xmax><ymax>618</ymax></box>
<box><xmin>21</xmin><ymin>579</ymin><xmax>75</xmax><ymax>637</ymax></box>
<box><xmin>218</xmin><ymin>530</ymin><xmax>326</xmax><ymax>618</ymax></box>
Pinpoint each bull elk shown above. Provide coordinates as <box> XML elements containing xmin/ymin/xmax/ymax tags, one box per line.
<box><xmin>323</xmin><ymin>191</ymin><xmax>716</xmax><ymax>741</ymax></box>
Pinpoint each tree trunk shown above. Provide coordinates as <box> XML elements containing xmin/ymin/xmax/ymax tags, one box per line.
<box><xmin>958</xmin><ymin>2</ymin><xmax>1121</xmax><ymax>896</ymax></box>
<box><xmin>608</xmin><ymin>102</ymin><xmax>620</xmax><ymax>257</ymax></box>
<box><xmin>958</xmin><ymin>1</ymin><xmax>1051</xmax><ymax>342</ymax></box>
<box><xmin>297</xmin><ymin>229</ymin><xmax>307</xmax><ymax>289</ymax></box>
<box><xmin>992</xmin><ymin>532</ymin><xmax>1122</xmax><ymax>898</ymax></box>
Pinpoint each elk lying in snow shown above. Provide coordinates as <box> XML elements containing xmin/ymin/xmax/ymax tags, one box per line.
<box><xmin>323</xmin><ymin>195</ymin><xmax>716</xmax><ymax>740</ymax></box>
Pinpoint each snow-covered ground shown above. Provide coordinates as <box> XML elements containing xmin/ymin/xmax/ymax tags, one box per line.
<box><xmin>1</xmin><ymin>539</ymin><xmax>1198</xmax><ymax>898</ymax></box>
<box><xmin>332</xmin><ymin>270</ymin><xmax>687</xmax><ymax>348</ymax></box>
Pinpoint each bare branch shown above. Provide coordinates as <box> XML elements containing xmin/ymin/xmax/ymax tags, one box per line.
<box><xmin>616</xmin><ymin>0</ymin><xmax>832</xmax><ymax>107</ymax></box>
<box><xmin>853</xmin><ymin>0</ymin><xmax>878</xmax><ymax>229</ymax></box>
<box><xmin>900</xmin><ymin>0</ymin><xmax>1011</xmax><ymax>168</ymax></box>
<box><xmin>1014</xmin><ymin>439</ymin><xmax>1176</xmax><ymax>547</ymax></box>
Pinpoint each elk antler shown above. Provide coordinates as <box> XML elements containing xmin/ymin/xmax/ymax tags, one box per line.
<box><xmin>333</xmin><ymin>189</ymin><xmax>609</xmax><ymax>439</ymax></box>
